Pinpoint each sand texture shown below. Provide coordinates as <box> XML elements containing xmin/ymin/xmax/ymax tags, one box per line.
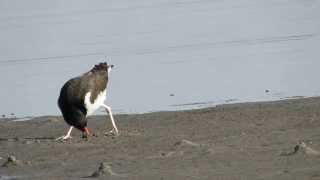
<box><xmin>1</xmin><ymin>97</ymin><xmax>320</xmax><ymax>179</ymax></box>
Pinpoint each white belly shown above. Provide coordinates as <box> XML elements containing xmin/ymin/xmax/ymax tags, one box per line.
<box><xmin>84</xmin><ymin>89</ymin><xmax>107</xmax><ymax>116</ymax></box>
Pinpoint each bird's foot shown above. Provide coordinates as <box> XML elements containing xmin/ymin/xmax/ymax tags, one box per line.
<box><xmin>55</xmin><ymin>135</ymin><xmax>72</xmax><ymax>141</ymax></box>
<box><xmin>81</xmin><ymin>127</ymin><xmax>98</xmax><ymax>139</ymax></box>
<box><xmin>82</xmin><ymin>133</ymin><xmax>89</xmax><ymax>140</ymax></box>
<box><xmin>81</xmin><ymin>134</ymin><xmax>98</xmax><ymax>141</ymax></box>
<box><xmin>104</xmin><ymin>129</ymin><xmax>119</xmax><ymax>137</ymax></box>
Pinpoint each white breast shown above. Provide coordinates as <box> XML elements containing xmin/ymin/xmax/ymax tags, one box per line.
<box><xmin>84</xmin><ymin>89</ymin><xmax>107</xmax><ymax>116</ymax></box>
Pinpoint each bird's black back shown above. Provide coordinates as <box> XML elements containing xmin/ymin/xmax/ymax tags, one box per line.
<box><xmin>58</xmin><ymin>77</ymin><xmax>87</xmax><ymax>129</ymax></box>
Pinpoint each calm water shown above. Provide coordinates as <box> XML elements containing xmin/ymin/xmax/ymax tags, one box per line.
<box><xmin>0</xmin><ymin>0</ymin><xmax>319</xmax><ymax>117</ymax></box>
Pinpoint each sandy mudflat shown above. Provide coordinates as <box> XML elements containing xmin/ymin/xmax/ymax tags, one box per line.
<box><xmin>1</xmin><ymin>97</ymin><xmax>320</xmax><ymax>180</ymax></box>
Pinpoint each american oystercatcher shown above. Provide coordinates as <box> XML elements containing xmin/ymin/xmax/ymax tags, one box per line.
<box><xmin>56</xmin><ymin>62</ymin><xmax>119</xmax><ymax>140</ymax></box>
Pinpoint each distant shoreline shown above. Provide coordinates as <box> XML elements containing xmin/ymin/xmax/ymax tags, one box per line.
<box><xmin>2</xmin><ymin>95</ymin><xmax>315</xmax><ymax>121</ymax></box>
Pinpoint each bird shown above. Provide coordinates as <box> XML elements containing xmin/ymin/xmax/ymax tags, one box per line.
<box><xmin>56</xmin><ymin>62</ymin><xmax>119</xmax><ymax>140</ymax></box>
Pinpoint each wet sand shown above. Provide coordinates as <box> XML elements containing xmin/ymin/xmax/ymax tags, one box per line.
<box><xmin>1</xmin><ymin>97</ymin><xmax>320</xmax><ymax>180</ymax></box>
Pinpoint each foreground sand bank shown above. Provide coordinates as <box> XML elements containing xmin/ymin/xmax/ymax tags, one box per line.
<box><xmin>1</xmin><ymin>97</ymin><xmax>320</xmax><ymax>179</ymax></box>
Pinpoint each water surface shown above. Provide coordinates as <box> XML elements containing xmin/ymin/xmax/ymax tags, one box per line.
<box><xmin>0</xmin><ymin>0</ymin><xmax>319</xmax><ymax>117</ymax></box>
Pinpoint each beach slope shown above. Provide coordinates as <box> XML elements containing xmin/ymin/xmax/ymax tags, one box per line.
<box><xmin>1</xmin><ymin>97</ymin><xmax>320</xmax><ymax>179</ymax></box>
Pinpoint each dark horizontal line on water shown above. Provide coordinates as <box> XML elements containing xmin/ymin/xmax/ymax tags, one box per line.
<box><xmin>171</xmin><ymin>101</ymin><xmax>215</xmax><ymax>107</ymax></box>
<box><xmin>171</xmin><ymin>98</ymin><xmax>239</xmax><ymax>107</ymax></box>
<box><xmin>0</xmin><ymin>33</ymin><xmax>315</xmax><ymax>66</ymax></box>
<box><xmin>160</xmin><ymin>48</ymin><xmax>302</xmax><ymax>65</ymax></box>
<box><xmin>131</xmin><ymin>33</ymin><xmax>316</xmax><ymax>56</ymax></box>
<box><xmin>0</xmin><ymin>52</ymin><xmax>104</xmax><ymax>66</ymax></box>
<box><xmin>77</xmin><ymin>33</ymin><xmax>315</xmax><ymax>58</ymax></box>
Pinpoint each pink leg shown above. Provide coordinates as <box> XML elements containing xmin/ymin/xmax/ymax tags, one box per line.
<box><xmin>102</xmin><ymin>104</ymin><xmax>119</xmax><ymax>135</ymax></box>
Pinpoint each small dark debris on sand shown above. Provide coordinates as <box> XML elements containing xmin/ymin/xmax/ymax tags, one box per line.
<box><xmin>2</xmin><ymin>155</ymin><xmax>23</xmax><ymax>167</ymax></box>
<box><xmin>89</xmin><ymin>162</ymin><xmax>126</xmax><ymax>178</ymax></box>
<box><xmin>174</xmin><ymin>139</ymin><xmax>201</xmax><ymax>148</ymax></box>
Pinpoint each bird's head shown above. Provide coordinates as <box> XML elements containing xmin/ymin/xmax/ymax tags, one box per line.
<box><xmin>91</xmin><ymin>62</ymin><xmax>114</xmax><ymax>73</ymax></box>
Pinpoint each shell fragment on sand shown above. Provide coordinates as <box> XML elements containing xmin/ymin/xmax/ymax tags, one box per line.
<box><xmin>280</xmin><ymin>141</ymin><xmax>320</xmax><ymax>156</ymax></box>
<box><xmin>299</xmin><ymin>141</ymin><xmax>320</xmax><ymax>156</ymax></box>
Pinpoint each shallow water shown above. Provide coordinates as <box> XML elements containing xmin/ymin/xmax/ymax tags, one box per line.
<box><xmin>0</xmin><ymin>0</ymin><xmax>319</xmax><ymax>117</ymax></box>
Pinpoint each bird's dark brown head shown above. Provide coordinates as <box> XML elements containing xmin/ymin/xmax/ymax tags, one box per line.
<box><xmin>91</xmin><ymin>62</ymin><xmax>114</xmax><ymax>73</ymax></box>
